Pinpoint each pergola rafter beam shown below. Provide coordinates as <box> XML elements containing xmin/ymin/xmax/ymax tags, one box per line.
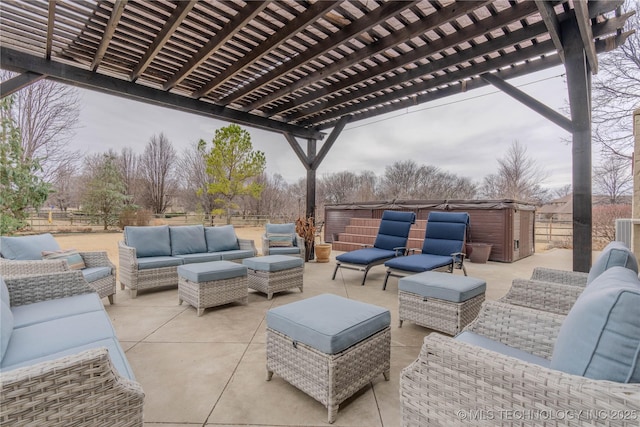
<box><xmin>0</xmin><ymin>71</ymin><xmax>46</xmax><ymax>97</ymax></box>
<box><xmin>480</xmin><ymin>72</ymin><xmax>573</xmax><ymax>132</ymax></box>
<box><xmin>318</xmin><ymin>53</ymin><xmax>564</xmax><ymax>130</ymax></box>
<box><xmin>130</xmin><ymin>0</ymin><xmax>195</xmax><ymax>82</ymax></box>
<box><xmin>289</xmin><ymin>10</ymin><xmax>545</xmax><ymax>123</ymax></box>
<box><xmin>309</xmin><ymin>40</ymin><xmax>556</xmax><ymax>127</ymax></box>
<box><xmin>193</xmin><ymin>1</ymin><xmax>340</xmax><ymax>98</ymax></box>
<box><xmin>163</xmin><ymin>1</ymin><xmax>268</xmax><ymax>91</ymax></box>
<box><xmin>573</xmin><ymin>0</ymin><xmax>598</xmax><ymax>73</ymax></box>
<box><xmin>210</xmin><ymin>1</ymin><xmax>419</xmax><ymax>103</ymax></box>
<box><xmin>0</xmin><ymin>47</ymin><xmax>323</xmax><ymax>140</ymax></box>
<box><xmin>91</xmin><ymin>0</ymin><xmax>127</xmax><ymax>71</ymax></box>
<box><xmin>535</xmin><ymin>0</ymin><xmax>565</xmax><ymax>63</ymax></box>
<box><xmin>243</xmin><ymin>0</ymin><xmax>492</xmax><ymax>113</ymax></box>
<box><xmin>45</xmin><ymin>0</ymin><xmax>55</xmax><ymax>60</ymax></box>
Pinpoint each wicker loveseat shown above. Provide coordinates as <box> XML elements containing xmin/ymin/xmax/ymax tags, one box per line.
<box><xmin>0</xmin><ymin>271</ymin><xmax>143</xmax><ymax>426</ymax></box>
<box><xmin>119</xmin><ymin>224</ymin><xmax>257</xmax><ymax>297</ymax></box>
<box><xmin>0</xmin><ymin>233</ymin><xmax>116</xmax><ymax>304</ymax></box>
<box><xmin>401</xmin><ymin>252</ymin><xmax>640</xmax><ymax>426</ymax></box>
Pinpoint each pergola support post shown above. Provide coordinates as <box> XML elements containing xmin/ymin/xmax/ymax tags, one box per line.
<box><xmin>563</xmin><ymin>21</ymin><xmax>593</xmax><ymax>272</ymax></box>
<box><xmin>306</xmin><ymin>139</ymin><xmax>317</xmax><ymax>220</ymax></box>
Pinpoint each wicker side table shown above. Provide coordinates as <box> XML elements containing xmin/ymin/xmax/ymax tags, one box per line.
<box><xmin>398</xmin><ymin>271</ymin><xmax>486</xmax><ymax>335</ymax></box>
<box><xmin>177</xmin><ymin>261</ymin><xmax>248</xmax><ymax>316</ymax></box>
<box><xmin>242</xmin><ymin>255</ymin><xmax>303</xmax><ymax>299</ymax></box>
<box><xmin>266</xmin><ymin>294</ymin><xmax>391</xmax><ymax>424</ymax></box>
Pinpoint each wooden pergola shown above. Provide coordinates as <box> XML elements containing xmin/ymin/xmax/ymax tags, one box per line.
<box><xmin>0</xmin><ymin>0</ymin><xmax>633</xmax><ymax>271</ymax></box>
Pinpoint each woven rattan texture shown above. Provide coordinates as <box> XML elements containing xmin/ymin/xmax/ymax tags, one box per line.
<box><xmin>247</xmin><ymin>266</ymin><xmax>303</xmax><ymax>299</ymax></box>
<box><xmin>1</xmin><ymin>348</ymin><xmax>144</xmax><ymax>426</ymax></box>
<box><xmin>530</xmin><ymin>267</ymin><xmax>589</xmax><ymax>286</ymax></box>
<box><xmin>4</xmin><ymin>270</ymin><xmax>94</xmax><ymax>306</ymax></box>
<box><xmin>398</xmin><ymin>290</ymin><xmax>484</xmax><ymax>335</ymax></box>
<box><xmin>500</xmin><ymin>278</ymin><xmax>583</xmax><ymax>315</ymax></box>
<box><xmin>178</xmin><ymin>275</ymin><xmax>248</xmax><ymax>316</ymax></box>
<box><xmin>267</xmin><ymin>327</ymin><xmax>390</xmax><ymax>424</ymax></box>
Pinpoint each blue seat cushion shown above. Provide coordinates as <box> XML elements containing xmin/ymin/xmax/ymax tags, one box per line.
<box><xmin>175</xmin><ymin>253</ymin><xmax>222</xmax><ymax>264</ymax></box>
<box><xmin>82</xmin><ymin>266</ymin><xmax>112</xmax><ymax>283</ymax></box>
<box><xmin>398</xmin><ymin>271</ymin><xmax>486</xmax><ymax>303</ymax></box>
<box><xmin>551</xmin><ymin>266</ymin><xmax>640</xmax><ymax>383</ymax></box>
<box><xmin>587</xmin><ymin>241</ymin><xmax>639</xmax><ymax>285</ymax></box>
<box><xmin>177</xmin><ymin>261</ymin><xmax>247</xmax><ymax>282</ymax></box>
<box><xmin>385</xmin><ymin>253</ymin><xmax>453</xmax><ymax>272</ymax></box>
<box><xmin>243</xmin><ymin>255</ymin><xmax>303</xmax><ymax>272</ymax></box>
<box><xmin>336</xmin><ymin>248</ymin><xmax>397</xmax><ymax>265</ymax></box>
<box><xmin>136</xmin><ymin>256</ymin><xmax>183</xmax><ymax>270</ymax></box>
<box><xmin>125</xmin><ymin>225</ymin><xmax>171</xmax><ymax>257</ymax></box>
<box><xmin>170</xmin><ymin>225</ymin><xmax>207</xmax><ymax>256</ymax></box>
<box><xmin>266</xmin><ymin>294</ymin><xmax>390</xmax><ymax>354</ymax></box>
<box><xmin>268</xmin><ymin>247</ymin><xmax>301</xmax><ymax>256</ymax></box>
<box><xmin>0</xmin><ymin>310</ymin><xmax>119</xmax><ymax>369</ymax></box>
<box><xmin>0</xmin><ymin>233</ymin><xmax>61</xmax><ymax>260</ymax></box>
<box><xmin>205</xmin><ymin>225</ymin><xmax>240</xmax><ymax>252</ymax></box>
<box><xmin>219</xmin><ymin>249</ymin><xmax>256</xmax><ymax>261</ymax></box>
<box><xmin>1</xmin><ymin>301</ymin><xmax>13</xmax><ymax>362</ymax></box>
<box><xmin>455</xmin><ymin>331</ymin><xmax>550</xmax><ymax>368</ymax></box>
<box><xmin>11</xmin><ymin>293</ymin><xmax>105</xmax><ymax>329</ymax></box>
<box><xmin>1</xmin><ymin>339</ymin><xmax>135</xmax><ymax>380</ymax></box>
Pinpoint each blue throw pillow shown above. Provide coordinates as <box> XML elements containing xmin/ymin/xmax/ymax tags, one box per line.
<box><xmin>0</xmin><ymin>233</ymin><xmax>61</xmax><ymax>260</ymax></box>
<box><xmin>550</xmin><ymin>266</ymin><xmax>640</xmax><ymax>383</ymax></box>
<box><xmin>169</xmin><ymin>225</ymin><xmax>207</xmax><ymax>256</ymax></box>
<box><xmin>124</xmin><ymin>225</ymin><xmax>171</xmax><ymax>257</ymax></box>
<box><xmin>205</xmin><ymin>225</ymin><xmax>240</xmax><ymax>252</ymax></box>
<box><xmin>266</xmin><ymin>223</ymin><xmax>297</xmax><ymax>246</ymax></box>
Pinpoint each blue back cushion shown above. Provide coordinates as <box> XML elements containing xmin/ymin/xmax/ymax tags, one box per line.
<box><xmin>0</xmin><ymin>233</ymin><xmax>61</xmax><ymax>260</ymax></box>
<box><xmin>205</xmin><ymin>225</ymin><xmax>240</xmax><ymax>252</ymax></box>
<box><xmin>124</xmin><ymin>225</ymin><xmax>171</xmax><ymax>258</ymax></box>
<box><xmin>587</xmin><ymin>241</ymin><xmax>638</xmax><ymax>285</ymax></box>
<box><xmin>265</xmin><ymin>223</ymin><xmax>297</xmax><ymax>246</ymax></box>
<box><xmin>169</xmin><ymin>225</ymin><xmax>207</xmax><ymax>255</ymax></box>
<box><xmin>373</xmin><ymin>211</ymin><xmax>415</xmax><ymax>251</ymax></box>
<box><xmin>550</xmin><ymin>266</ymin><xmax>640</xmax><ymax>383</ymax></box>
<box><xmin>422</xmin><ymin>212</ymin><xmax>469</xmax><ymax>256</ymax></box>
<box><xmin>1</xmin><ymin>300</ymin><xmax>13</xmax><ymax>362</ymax></box>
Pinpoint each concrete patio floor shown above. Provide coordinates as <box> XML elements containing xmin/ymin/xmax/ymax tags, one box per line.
<box><xmin>104</xmin><ymin>247</ymin><xmax>575</xmax><ymax>427</ymax></box>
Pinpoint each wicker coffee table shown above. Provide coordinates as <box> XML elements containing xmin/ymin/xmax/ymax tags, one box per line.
<box><xmin>242</xmin><ymin>255</ymin><xmax>303</xmax><ymax>299</ymax></box>
<box><xmin>398</xmin><ymin>271</ymin><xmax>485</xmax><ymax>335</ymax></box>
<box><xmin>266</xmin><ymin>294</ymin><xmax>390</xmax><ymax>423</ymax></box>
<box><xmin>177</xmin><ymin>261</ymin><xmax>248</xmax><ymax>316</ymax></box>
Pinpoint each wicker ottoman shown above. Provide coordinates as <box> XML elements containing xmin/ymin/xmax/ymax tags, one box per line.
<box><xmin>242</xmin><ymin>255</ymin><xmax>303</xmax><ymax>299</ymax></box>
<box><xmin>398</xmin><ymin>271</ymin><xmax>485</xmax><ymax>335</ymax></box>
<box><xmin>177</xmin><ymin>261</ymin><xmax>248</xmax><ymax>316</ymax></box>
<box><xmin>266</xmin><ymin>294</ymin><xmax>390</xmax><ymax>424</ymax></box>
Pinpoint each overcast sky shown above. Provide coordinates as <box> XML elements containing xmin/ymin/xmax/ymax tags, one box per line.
<box><xmin>73</xmin><ymin>65</ymin><xmax>579</xmax><ymax>191</ymax></box>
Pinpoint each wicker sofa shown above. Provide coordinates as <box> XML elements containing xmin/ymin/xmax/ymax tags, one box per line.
<box><xmin>400</xmin><ymin>246</ymin><xmax>640</xmax><ymax>426</ymax></box>
<box><xmin>0</xmin><ymin>271</ymin><xmax>143</xmax><ymax>426</ymax></box>
<box><xmin>0</xmin><ymin>233</ymin><xmax>116</xmax><ymax>304</ymax></box>
<box><xmin>119</xmin><ymin>224</ymin><xmax>257</xmax><ymax>297</ymax></box>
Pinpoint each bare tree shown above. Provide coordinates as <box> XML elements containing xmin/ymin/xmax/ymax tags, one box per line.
<box><xmin>321</xmin><ymin>171</ymin><xmax>361</xmax><ymax>204</ymax></box>
<box><xmin>480</xmin><ymin>141</ymin><xmax>549</xmax><ymax>204</ymax></box>
<box><xmin>48</xmin><ymin>161</ymin><xmax>80</xmax><ymax>211</ymax></box>
<box><xmin>553</xmin><ymin>184</ymin><xmax>572</xmax><ymax>199</ymax></box>
<box><xmin>117</xmin><ymin>147</ymin><xmax>141</xmax><ymax>205</ymax></box>
<box><xmin>139</xmin><ymin>133</ymin><xmax>177</xmax><ymax>214</ymax></box>
<box><xmin>592</xmin><ymin>0</ymin><xmax>639</xmax><ymax>159</ymax></box>
<box><xmin>1</xmin><ymin>71</ymin><xmax>81</xmax><ymax>181</ymax></box>
<box><xmin>177</xmin><ymin>141</ymin><xmax>218</xmax><ymax>218</ymax></box>
<box><xmin>593</xmin><ymin>155</ymin><xmax>633</xmax><ymax>204</ymax></box>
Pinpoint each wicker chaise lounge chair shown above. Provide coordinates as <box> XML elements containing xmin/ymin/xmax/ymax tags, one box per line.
<box><xmin>383</xmin><ymin>211</ymin><xmax>469</xmax><ymax>290</ymax></box>
<box><xmin>332</xmin><ymin>210</ymin><xmax>416</xmax><ymax>285</ymax></box>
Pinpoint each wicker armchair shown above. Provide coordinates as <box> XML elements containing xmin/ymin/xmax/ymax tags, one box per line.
<box><xmin>0</xmin><ymin>251</ymin><xmax>117</xmax><ymax>304</ymax></box>
<box><xmin>400</xmin><ymin>301</ymin><xmax>640</xmax><ymax>426</ymax></box>
<box><xmin>1</xmin><ymin>271</ymin><xmax>144</xmax><ymax>426</ymax></box>
<box><xmin>499</xmin><ymin>277</ymin><xmax>584</xmax><ymax>315</ymax></box>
